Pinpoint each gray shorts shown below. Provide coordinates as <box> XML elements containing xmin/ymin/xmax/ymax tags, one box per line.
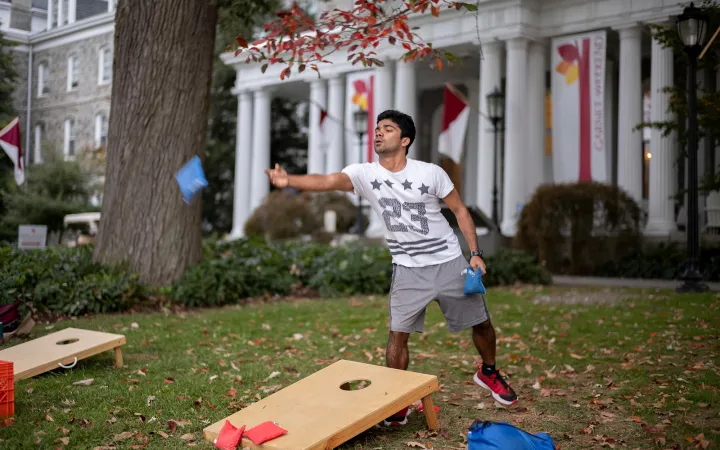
<box><xmin>388</xmin><ymin>254</ymin><xmax>490</xmax><ymax>333</ymax></box>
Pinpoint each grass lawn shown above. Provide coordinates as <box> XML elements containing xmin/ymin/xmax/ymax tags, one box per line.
<box><xmin>0</xmin><ymin>285</ymin><xmax>718</xmax><ymax>449</ymax></box>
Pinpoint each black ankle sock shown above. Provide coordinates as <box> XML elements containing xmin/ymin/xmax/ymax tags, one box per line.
<box><xmin>481</xmin><ymin>363</ymin><xmax>496</xmax><ymax>375</ymax></box>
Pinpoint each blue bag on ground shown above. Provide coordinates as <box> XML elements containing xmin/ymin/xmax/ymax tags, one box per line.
<box><xmin>464</xmin><ymin>267</ymin><xmax>486</xmax><ymax>295</ymax></box>
<box><xmin>467</xmin><ymin>420</ymin><xmax>556</xmax><ymax>450</ymax></box>
<box><xmin>175</xmin><ymin>155</ymin><xmax>208</xmax><ymax>204</ymax></box>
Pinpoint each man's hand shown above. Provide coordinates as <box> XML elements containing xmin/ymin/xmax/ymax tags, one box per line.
<box><xmin>470</xmin><ymin>255</ymin><xmax>486</xmax><ymax>275</ymax></box>
<box><xmin>265</xmin><ymin>163</ymin><xmax>288</xmax><ymax>188</ymax></box>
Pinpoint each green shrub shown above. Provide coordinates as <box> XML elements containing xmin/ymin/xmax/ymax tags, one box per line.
<box><xmin>515</xmin><ymin>182</ymin><xmax>643</xmax><ymax>275</ymax></box>
<box><xmin>0</xmin><ymin>244</ymin><xmax>145</xmax><ymax>316</ymax></box>
<box><xmin>482</xmin><ymin>248</ymin><xmax>553</xmax><ymax>286</ymax></box>
<box><xmin>596</xmin><ymin>241</ymin><xmax>720</xmax><ymax>281</ymax></box>
<box><xmin>243</xmin><ymin>190</ymin><xmax>362</xmax><ymax>240</ymax></box>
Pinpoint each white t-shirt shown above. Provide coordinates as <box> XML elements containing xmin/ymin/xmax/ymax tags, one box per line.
<box><xmin>342</xmin><ymin>158</ymin><xmax>463</xmax><ymax>268</ymax></box>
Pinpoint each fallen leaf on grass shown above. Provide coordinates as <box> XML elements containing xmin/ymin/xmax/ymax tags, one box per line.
<box><xmin>45</xmin><ymin>414</ymin><xmax>54</xmax><ymax>422</ymax></box>
<box><xmin>146</xmin><ymin>396</ymin><xmax>156</xmax><ymax>407</ymax></box>
<box><xmin>265</xmin><ymin>371</ymin><xmax>280</xmax><ymax>381</ymax></box>
<box><xmin>569</xmin><ymin>353</ymin><xmax>585</xmax><ymax>359</ymax></box>
<box><xmin>114</xmin><ymin>431</ymin><xmax>136</xmax><ymax>441</ymax></box>
<box><xmin>157</xmin><ymin>431</ymin><xmax>169</xmax><ymax>439</ymax></box>
<box><xmin>55</xmin><ymin>437</ymin><xmax>70</xmax><ymax>445</ymax></box>
<box><xmin>181</xmin><ymin>433</ymin><xmax>195</xmax><ymax>441</ymax></box>
<box><xmin>73</xmin><ymin>378</ymin><xmax>94</xmax><ymax>386</ymax></box>
<box><xmin>405</xmin><ymin>442</ymin><xmax>427</xmax><ymax>449</ymax></box>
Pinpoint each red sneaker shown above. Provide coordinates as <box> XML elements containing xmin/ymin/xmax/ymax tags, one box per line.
<box><xmin>383</xmin><ymin>406</ymin><xmax>410</xmax><ymax>426</ymax></box>
<box><xmin>473</xmin><ymin>369</ymin><xmax>518</xmax><ymax>406</ymax></box>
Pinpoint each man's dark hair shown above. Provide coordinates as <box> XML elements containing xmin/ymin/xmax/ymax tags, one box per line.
<box><xmin>377</xmin><ymin>110</ymin><xmax>416</xmax><ymax>155</ymax></box>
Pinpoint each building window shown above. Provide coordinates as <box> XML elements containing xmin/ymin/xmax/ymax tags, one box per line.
<box><xmin>64</xmin><ymin>118</ymin><xmax>75</xmax><ymax>158</ymax></box>
<box><xmin>99</xmin><ymin>47</ymin><xmax>112</xmax><ymax>84</ymax></box>
<box><xmin>62</xmin><ymin>0</ymin><xmax>69</xmax><ymax>25</ymax></box>
<box><xmin>67</xmin><ymin>55</ymin><xmax>79</xmax><ymax>91</ymax></box>
<box><xmin>33</xmin><ymin>123</ymin><xmax>44</xmax><ymax>164</ymax></box>
<box><xmin>37</xmin><ymin>62</ymin><xmax>49</xmax><ymax>97</ymax></box>
<box><xmin>95</xmin><ymin>114</ymin><xmax>108</xmax><ymax>148</ymax></box>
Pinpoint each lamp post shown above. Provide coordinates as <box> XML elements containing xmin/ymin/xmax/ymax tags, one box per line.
<box><xmin>486</xmin><ymin>87</ymin><xmax>505</xmax><ymax>230</ymax></box>
<box><xmin>353</xmin><ymin>109</ymin><xmax>368</xmax><ymax>236</ymax></box>
<box><xmin>677</xmin><ymin>2</ymin><xmax>709</xmax><ymax>293</ymax></box>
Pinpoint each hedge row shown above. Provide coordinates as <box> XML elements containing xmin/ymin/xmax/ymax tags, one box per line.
<box><xmin>0</xmin><ymin>239</ymin><xmax>552</xmax><ymax>316</ymax></box>
<box><xmin>0</xmin><ymin>244</ymin><xmax>145</xmax><ymax>317</ymax></box>
<box><xmin>170</xmin><ymin>238</ymin><xmax>553</xmax><ymax>308</ymax></box>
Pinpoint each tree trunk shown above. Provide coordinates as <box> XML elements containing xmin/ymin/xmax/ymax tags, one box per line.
<box><xmin>94</xmin><ymin>0</ymin><xmax>218</xmax><ymax>286</ymax></box>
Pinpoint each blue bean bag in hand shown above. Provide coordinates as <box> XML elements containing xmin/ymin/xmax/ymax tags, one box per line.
<box><xmin>467</xmin><ymin>420</ymin><xmax>556</xmax><ymax>450</ymax></box>
<box><xmin>464</xmin><ymin>267</ymin><xmax>486</xmax><ymax>295</ymax></box>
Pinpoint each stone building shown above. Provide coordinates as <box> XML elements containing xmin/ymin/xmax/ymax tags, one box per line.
<box><xmin>2</xmin><ymin>0</ymin><xmax>114</xmax><ymax>178</ymax></box>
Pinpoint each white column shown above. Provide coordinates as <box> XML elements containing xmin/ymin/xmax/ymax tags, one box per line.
<box><xmin>645</xmin><ymin>34</ymin><xmax>676</xmax><ymax>235</ymax></box>
<box><xmin>46</xmin><ymin>0</ymin><xmax>53</xmax><ymax>30</ymax></box>
<box><xmin>394</xmin><ymin>60</ymin><xmax>418</xmax><ymax>158</ymax></box>
<box><xmin>326</xmin><ymin>76</ymin><xmax>345</xmax><ymax>174</ymax></box>
<box><xmin>229</xmin><ymin>90</ymin><xmax>253</xmax><ymax>239</ymax></box>
<box><xmin>108</xmin><ymin>0</ymin><xmax>115</xmax><ymax>12</ymax></box>
<box><xmin>463</xmin><ymin>81</ymin><xmax>480</xmax><ymax>206</ymax></box>
<box><xmin>525</xmin><ymin>40</ymin><xmax>547</xmax><ymax>201</ymax></box>
<box><xmin>308</xmin><ymin>79</ymin><xmax>327</xmax><ymax>174</ymax></box>
<box><xmin>476</xmin><ymin>41</ymin><xmax>503</xmax><ymax>220</ymax></box>
<box><xmin>374</xmin><ymin>60</ymin><xmax>394</xmax><ymax>122</ymax></box>
<box><xmin>68</xmin><ymin>0</ymin><xmax>76</xmax><ymax>23</ymax></box>
<box><xmin>57</xmin><ymin>0</ymin><xmax>63</xmax><ymax>27</ymax></box>
<box><xmin>616</xmin><ymin>26</ymin><xmax>643</xmax><ymax>205</ymax></box>
<box><xmin>500</xmin><ymin>37</ymin><xmax>528</xmax><ymax>236</ymax></box>
<box><xmin>365</xmin><ymin>60</ymin><xmax>394</xmax><ymax>237</ymax></box>
<box><xmin>250</xmin><ymin>88</ymin><xmax>271</xmax><ymax>212</ymax></box>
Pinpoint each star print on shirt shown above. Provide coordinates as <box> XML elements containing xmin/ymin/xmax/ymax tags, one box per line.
<box><xmin>402</xmin><ymin>179</ymin><xmax>413</xmax><ymax>190</ymax></box>
<box><xmin>371</xmin><ymin>179</ymin><xmax>382</xmax><ymax>190</ymax></box>
<box><xmin>384</xmin><ymin>179</ymin><xmax>394</xmax><ymax>188</ymax></box>
<box><xmin>418</xmin><ymin>183</ymin><xmax>430</xmax><ymax>195</ymax></box>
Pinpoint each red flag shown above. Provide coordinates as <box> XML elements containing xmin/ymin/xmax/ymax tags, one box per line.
<box><xmin>437</xmin><ymin>85</ymin><xmax>470</xmax><ymax>164</ymax></box>
<box><xmin>0</xmin><ymin>117</ymin><xmax>24</xmax><ymax>185</ymax></box>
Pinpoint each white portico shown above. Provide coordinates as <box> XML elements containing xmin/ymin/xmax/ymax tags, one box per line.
<box><xmin>222</xmin><ymin>0</ymin><xmax>706</xmax><ymax>240</ymax></box>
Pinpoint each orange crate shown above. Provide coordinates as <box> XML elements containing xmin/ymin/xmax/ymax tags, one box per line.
<box><xmin>0</xmin><ymin>360</ymin><xmax>14</xmax><ymax>419</ymax></box>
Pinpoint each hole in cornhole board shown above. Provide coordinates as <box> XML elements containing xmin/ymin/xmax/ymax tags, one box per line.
<box><xmin>339</xmin><ymin>379</ymin><xmax>372</xmax><ymax>391</ymax></box>
<box><xmin>203</xmin><ymin>359</ymin><xmax>440</xmax><ymax>450</ymax></box>
<box><xmin>0</xmin><ymin>327</ymin><xmax>126</xmax><ymax>380</ymax></box>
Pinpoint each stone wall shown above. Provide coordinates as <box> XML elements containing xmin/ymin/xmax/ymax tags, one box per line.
<box><xmin>10</xmin><ymin>48</ymin><xmax>29</xmax><ymax>123</ymax></box>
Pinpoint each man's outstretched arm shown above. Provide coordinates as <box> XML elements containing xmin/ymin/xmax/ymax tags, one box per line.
<box><xmin>265</xmin><ymin>164</ymin><xmax>354</xmax><ymax>192</ymax></box>
<box><xmin>442</xmin><ymin>188</ymin><xmax>486</xmax><ymax>274</ymax></box>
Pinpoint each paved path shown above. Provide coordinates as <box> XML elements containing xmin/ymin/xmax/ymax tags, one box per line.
<box><xmin>552</xmin><ymin>275</ymin><xmax>720</xmax><ymax>292</ymax></box>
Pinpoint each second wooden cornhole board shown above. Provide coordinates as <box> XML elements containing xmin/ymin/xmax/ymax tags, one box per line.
<box><xmin>203</xmin><ymin>359</ymin><xmax>440</xmax><ymax>450</ymax></box>
<box><xmin>0</xmin><ymin>327</ymin><xmax>126</xmax><ymax>380</ymax></box>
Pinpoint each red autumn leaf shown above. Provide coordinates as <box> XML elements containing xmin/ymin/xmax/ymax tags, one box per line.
<box><xmin>235</xmin><ymin>35</ymin><xmax>248</xmax><ymax>48</ymax></box>
<box><xmin>558</xmin><ymin>44</ymin><xmax>579</xmax><ymax>62</ymax></box>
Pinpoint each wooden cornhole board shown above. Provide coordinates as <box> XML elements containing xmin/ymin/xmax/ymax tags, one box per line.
<box><xmin>0</xmin><ymin>327</ymin><xmax>126</xmax><ymax>380</ymax></box>
<box><xmin>203</xmin><ymin>359</ymin><xmax>440</xmax><ymax>450</ymax></box>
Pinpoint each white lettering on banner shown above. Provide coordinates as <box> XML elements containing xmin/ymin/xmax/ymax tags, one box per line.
<box><xmin>593</xmin><ymin>35</ymin><xmax>606</xmax><ymax>153</ymax></box>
